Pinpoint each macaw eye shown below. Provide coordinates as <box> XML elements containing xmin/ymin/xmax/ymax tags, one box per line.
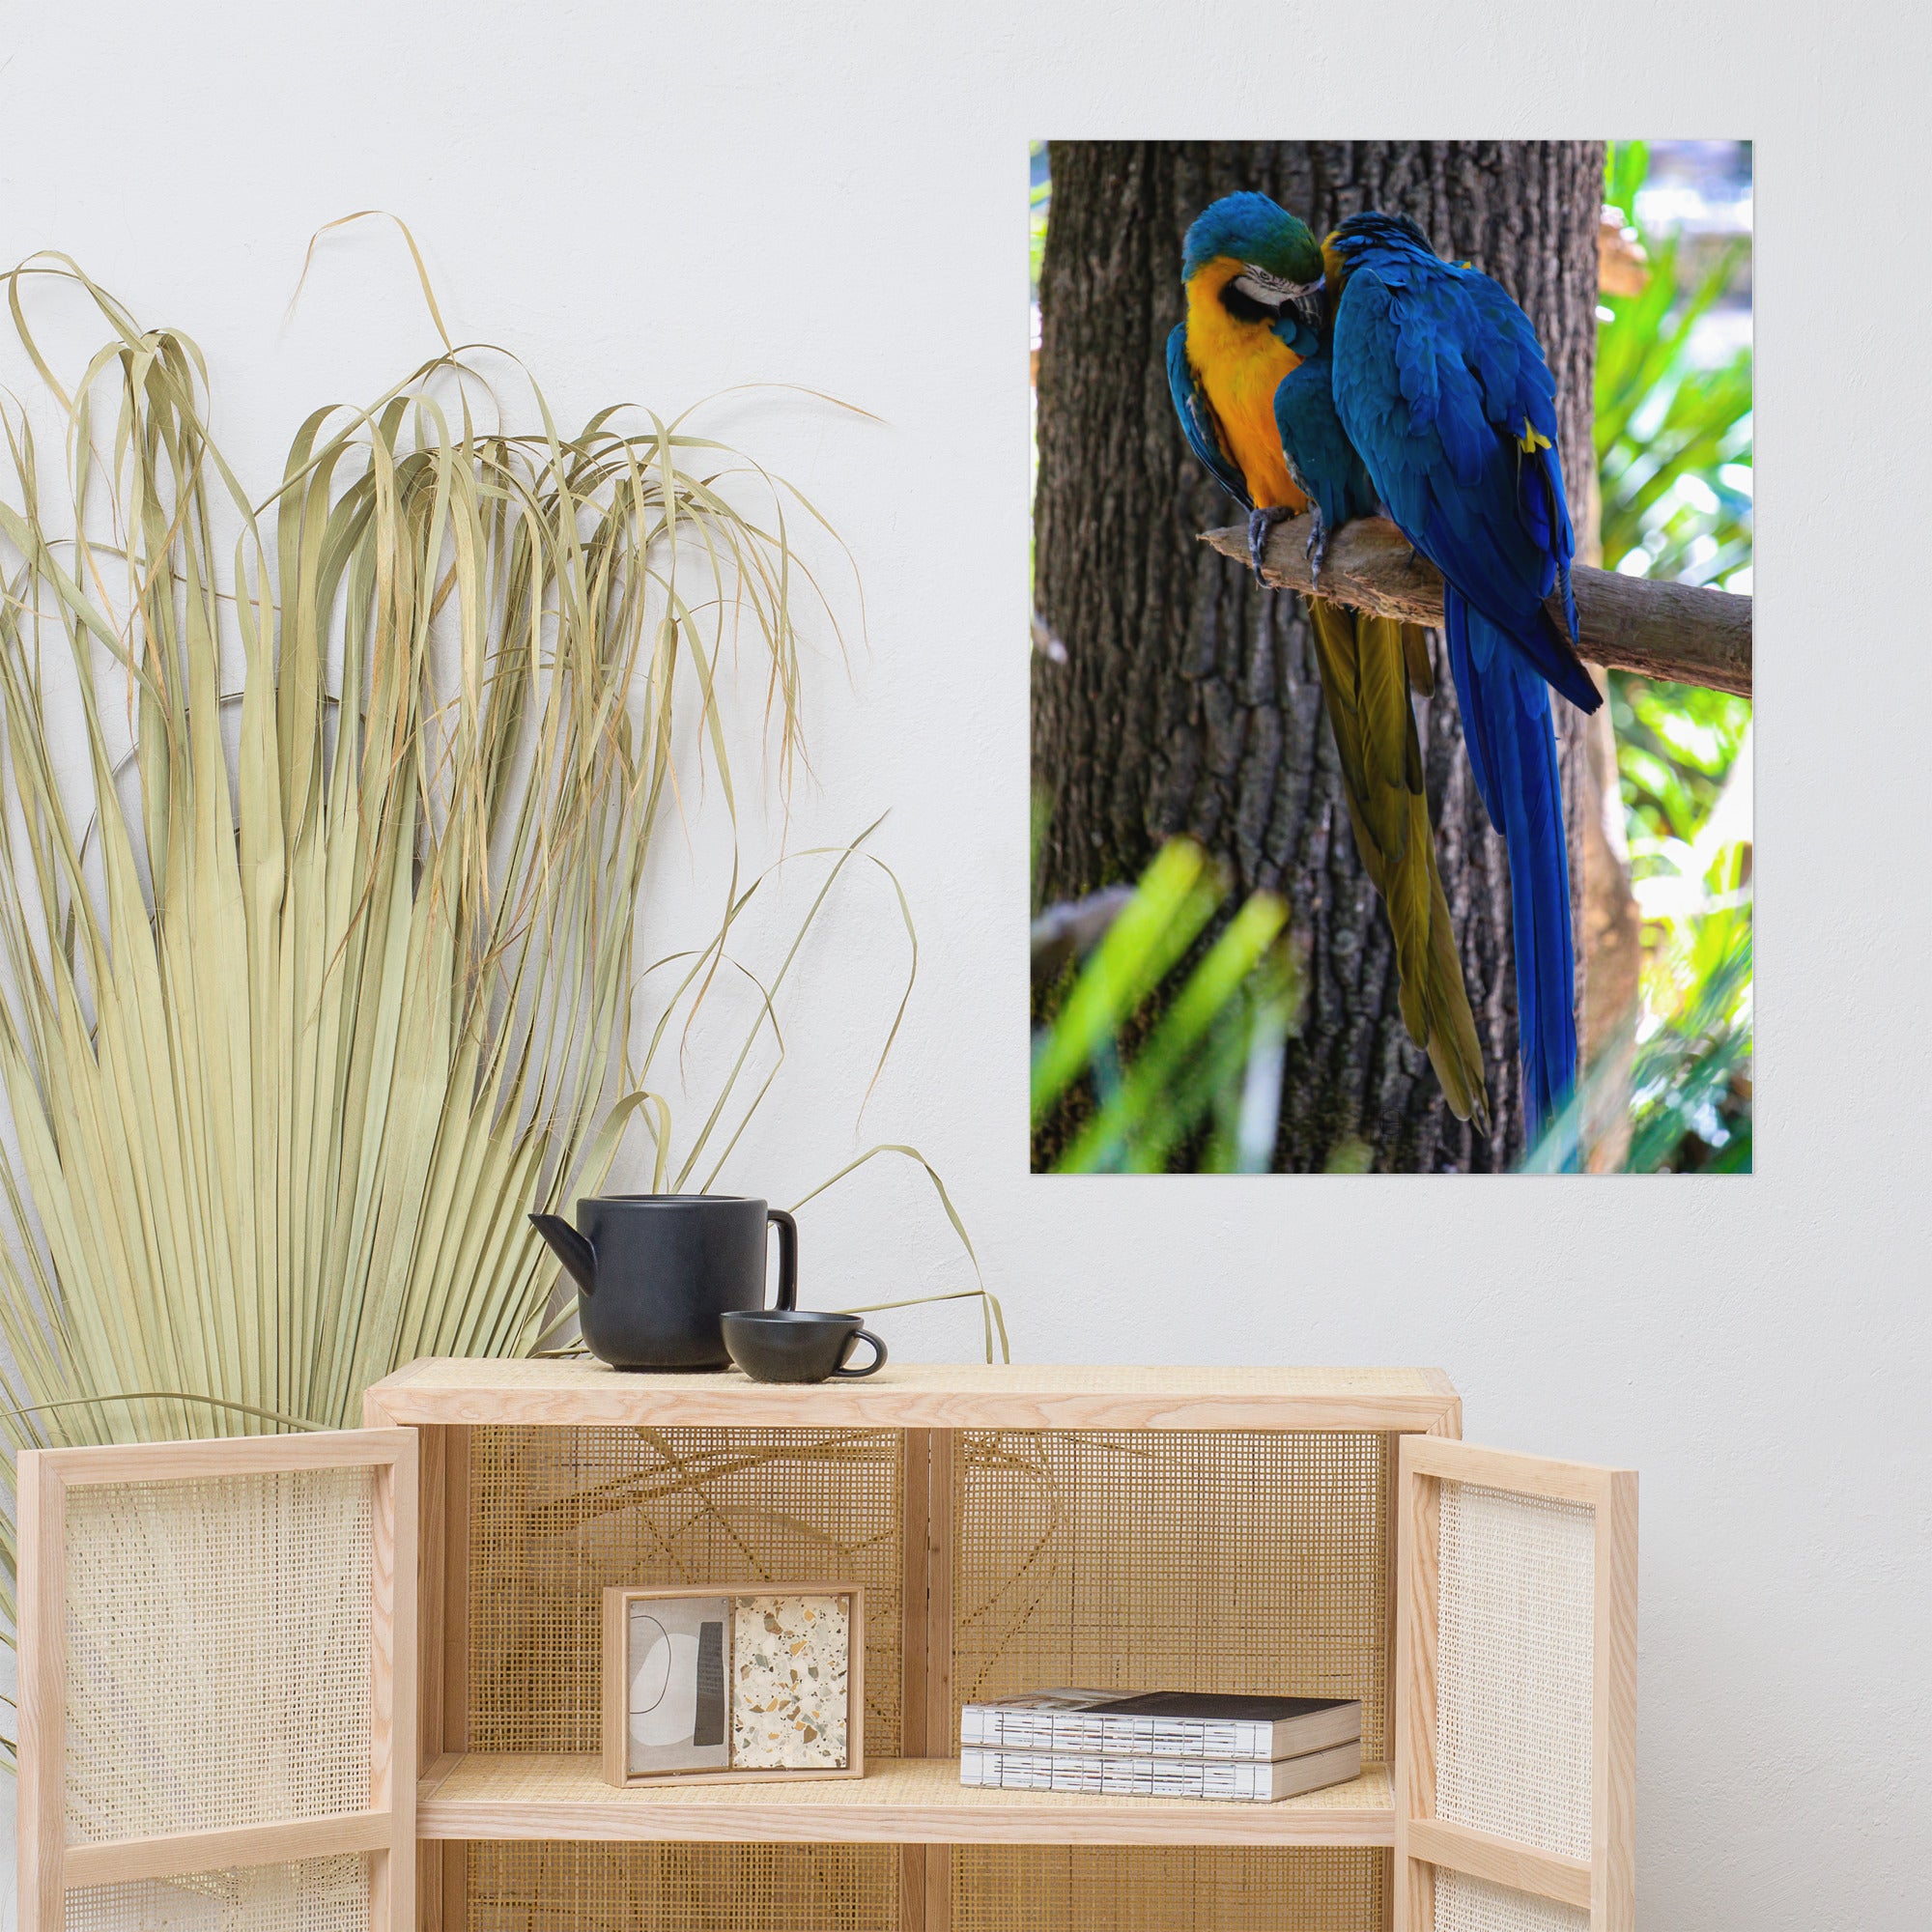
<box><xmin>1233</xmin><ymin>266</ymin><xmax>1304</xmax><ymax>306</ymax></box>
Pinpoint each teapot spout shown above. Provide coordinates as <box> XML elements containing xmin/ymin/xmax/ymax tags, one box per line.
<box><xmin>529</xmin><ymin>1212</ymin><xmax>598</xmax><ymax>1295</ymax></box>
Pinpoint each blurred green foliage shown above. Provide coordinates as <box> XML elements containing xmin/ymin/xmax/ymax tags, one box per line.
<box><xmin>1611</xmin><ymin>674</ymin><xmax>1750</xmax><ymax>850</ymax></box>
<box><xmin>1597</xmin><ymin>140</ymin><xmax>1753</xmax><ymax>1172</ymax></box>
<box><xmin>1625</xmin><ymin>859</ymin><xmax>1752</xmax><ymax>1174</ymax></box>
<box><xmin>1030</xmin><ymin>141</ymin><xmax>1050</xmax><ymax>302</ymax></box>
<box><xmin>1032</xmin><ymin>839</ymin><xmax>1304</xmax><ymax>1174</ymax></box>
<box><xmin>1597</xmin><ymin>142</ymin><xmax>1752</xmax><ymax>590</ymax></box>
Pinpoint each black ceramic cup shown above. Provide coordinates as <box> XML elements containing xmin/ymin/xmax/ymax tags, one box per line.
<box><xmin>720</xmin><ymin>1310</ymin><xmax>888</xmax><ymax>1383</ymax></box>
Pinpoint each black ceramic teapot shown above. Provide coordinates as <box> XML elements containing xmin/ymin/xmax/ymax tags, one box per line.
<box><xmin>529</xmin><ymin>1194</ymin><xmax>797</xmax><ymax>1371</ymax></box>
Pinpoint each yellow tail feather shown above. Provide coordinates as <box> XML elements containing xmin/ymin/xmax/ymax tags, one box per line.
<box><xmin>1305</xmin><ymin>601</ymin><xmax>1490</xmax><ymax>1130</ymax></box>
<box><xmin>1401</xmin><ymin>620</ymin><xmax>1435</xmax><ymax>697</ymax></box>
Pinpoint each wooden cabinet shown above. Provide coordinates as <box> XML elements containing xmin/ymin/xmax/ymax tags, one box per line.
<box><xmin>17</xmin><ymin>1363</ymin><xmax>1634</xmax><ymax>1932</ymax></box>
<box><xmin>15</xmin><ymin>1430</ymin><xmax>417</xmax><ymax>1932</ymax></box>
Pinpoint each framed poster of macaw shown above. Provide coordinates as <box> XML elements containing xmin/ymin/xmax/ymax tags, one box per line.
<box><xmin>1030</xmin><ymin>140</ymin><xmax>1751</xmax><ymax>1177</ymax></box>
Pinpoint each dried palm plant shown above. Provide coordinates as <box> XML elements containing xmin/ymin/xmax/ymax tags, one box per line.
<box><xmin>0</xmin><ymin>242</ymin><xmax>991</xmax><ymax>1767</ymax></box>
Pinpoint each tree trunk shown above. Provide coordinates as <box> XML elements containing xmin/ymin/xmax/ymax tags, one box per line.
<box><xmin>1033</xmin><ymin>140</ymin><xmax>1605</xmax><ymax>1172</ymax></box>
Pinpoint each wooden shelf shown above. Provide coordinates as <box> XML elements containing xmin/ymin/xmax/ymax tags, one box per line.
<box><xmin>366</xmin><ymin>1357</ymin><xmax>1461</xmax><ymax>1434</ymax></box>
<box><xmin>415</xmin><ymin>1753</ymin><xmax>1395</xmax><ymax>1848</ymax></box>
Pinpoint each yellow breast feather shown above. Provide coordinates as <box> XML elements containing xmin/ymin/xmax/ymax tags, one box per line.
<box><xmin>1184</xmin><ymin>260</ymin><xmax>1306</xmax><ymax>512</ymax></box>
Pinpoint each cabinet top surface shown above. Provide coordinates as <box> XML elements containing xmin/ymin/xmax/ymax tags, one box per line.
<box><xmin>364</xmin><ymin>1357</ymin><xmax>1459</xmax><ymax>1431</ymax></box>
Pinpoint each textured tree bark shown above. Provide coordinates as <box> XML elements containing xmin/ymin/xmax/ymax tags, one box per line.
<box><xmin>1033</xmin><ymin>140</ymin><xmax>1605</xmax><ymax>1172</ymax></box>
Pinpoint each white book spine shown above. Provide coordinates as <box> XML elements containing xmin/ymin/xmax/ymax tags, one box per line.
<box><xmin>958</xmin><ymin>1708</ymin><xmax>1279</xmax><ymax>1761</ymax></box>
<box><xmin>958</xmin><ymin>1747</ymin><xmax>1281</xmax><ymax>1802</ymax></box>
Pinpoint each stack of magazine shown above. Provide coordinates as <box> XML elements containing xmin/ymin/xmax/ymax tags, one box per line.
<box><xmin>958</xmin><ymin>1689</ymin><xmax>1362</xmax><ymax>1803</ymax></box>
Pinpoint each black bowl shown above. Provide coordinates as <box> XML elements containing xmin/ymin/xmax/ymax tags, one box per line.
<box><xmin>721</xmin><ymin>1310</ymin><xmax>887</xmax><ymax>1383</ymax></box>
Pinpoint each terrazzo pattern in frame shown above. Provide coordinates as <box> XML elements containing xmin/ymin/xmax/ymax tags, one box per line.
<box><xmin>731</xmin><ymin>1594</ymin><xmax>853</xmax><ymax>1771</ymax></box>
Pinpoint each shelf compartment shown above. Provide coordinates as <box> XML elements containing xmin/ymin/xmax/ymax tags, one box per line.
<box><xmin>416</xmin><ymin>1754</ymin><xmax>1394</xmax><ymax>1848</ymax></box>
<box><xmin>952</xmin><ymin>1428</ymin><xmax>1394</xmax><ymax>1761</ymax></box>
<box><xmin>464</xmin><ymin>1424</ymin><xmax>907</xmax><ymax>1758</ymax></box>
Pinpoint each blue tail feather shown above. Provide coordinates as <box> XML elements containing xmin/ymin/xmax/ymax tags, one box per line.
<box><xmin>1444</xmin><ymin>587</ymin><xmax>1578</xmax><ymax>1151</ymax></box>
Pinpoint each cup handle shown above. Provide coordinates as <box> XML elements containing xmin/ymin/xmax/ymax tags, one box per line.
<box><xmin>832</xmin><ymin>1328</ymin><xmax>887</xmax><ymax>1378</ymax></box>
<box><xmin>767</xmin><ymin>1208</ymin><xmax>798</xmax><ymax>1311</ymax></box>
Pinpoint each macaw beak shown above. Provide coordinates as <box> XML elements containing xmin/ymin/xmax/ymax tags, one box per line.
<box><xmin>1291</xmin><ymin>275</ymin><xmax>1327</xmax><ymax>334</ymax></box>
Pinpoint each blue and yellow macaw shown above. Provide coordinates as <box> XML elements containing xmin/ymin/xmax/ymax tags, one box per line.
<box><xmin>1168</xmin><ymin>193</ymin><xmax>1488</xmax><ymax>1130</ymax></box>
<box><xmin>1318</xmin><ymin>211</ymin><xmax>1604</xmax><ymax>1148</ymax></box>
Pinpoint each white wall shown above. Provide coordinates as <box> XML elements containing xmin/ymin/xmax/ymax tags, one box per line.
<box><xmin>3</xmin><ymin>2</ymin><xmax>1927</xmax><ymax>1926</ymax></box>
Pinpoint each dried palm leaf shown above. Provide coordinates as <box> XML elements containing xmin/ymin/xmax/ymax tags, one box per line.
<box><xmin>0</xmin><ymin>247</ymin><xmax>996</xmax><ymax>1768</ymax></box>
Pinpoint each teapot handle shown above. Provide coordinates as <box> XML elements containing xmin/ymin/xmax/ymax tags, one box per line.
<box><xmin>767</xmin><ymin>1208</ymin><xmax>798</xmax><ymax>1311</ymax></box>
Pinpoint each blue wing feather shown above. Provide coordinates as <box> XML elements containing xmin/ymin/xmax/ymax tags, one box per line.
<box><xmin>1331</xmin><ymin>265</ymin><xmax>1598</xmax><ymax>714</ymax></box>
<box><xmin>1271</xmin><ymin>347</ymin><xmax>1378</xmax><ymax>530</ymax></box>
<box><xmin>1330</xmin><ymin>234</ymin><xmax>1592</xmax><ymax>1152</ymax></box>
<box><xmin>1166</xmin><ymin>323</ymin><xmax>1250</xmax><ymax>511</ymax></box>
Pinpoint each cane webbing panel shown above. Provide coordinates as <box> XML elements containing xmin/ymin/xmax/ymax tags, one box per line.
<box><xmin>62</xmin><ymin>1469</ymin><xmax>375</xmax><ymax>1842</ymax></box>
<box><xmin>63</xmin><ymin>1855</ymin><xmax>370</xmax><ymax>1932</ymax></box>
<box><xmin>1434</xmin><ymin>1869</ymin><xmax>1590</xmax><ymax>1932</ymax></box>
<box><xmin>466</xmin><ymin>1841</ymin><xmax>897</xmax><ymax>1932</ymax></box>
<box><xmin>468</xmin><ymin>1426</ymin><xmax>902</xmax><ymax>1756</ymax></box>
<box><xmin>952</xmin><ymin>1431</ymin><xmax>1392</xmax><ymax>1758</ymax></box>
<box><xmin>953</xmin><ymin>1847</ymin><xmax>1386</xmax><ymax>1931</ymax></box>
<box><xmin>1435</xmin><ymin>1481</ymin><xmax>1595</xmax><ymax>1861</ymax></box>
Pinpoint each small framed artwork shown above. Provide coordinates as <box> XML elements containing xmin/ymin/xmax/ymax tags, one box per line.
<box><xmin>601</xmin><ymin>1583</ymin><xmax>865</xmax><ymax>1787</ymax></box>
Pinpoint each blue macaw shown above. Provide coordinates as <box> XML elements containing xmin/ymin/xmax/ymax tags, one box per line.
<box><xmin>1169</xmin><ymin>193</ymin><xmax>1488</xmax><ymax>1130</ymax></box>
<box><xmin>1320</xmin><ymin>211</ymin><xmax>1604</xmax><ymax>1147</ymax></box>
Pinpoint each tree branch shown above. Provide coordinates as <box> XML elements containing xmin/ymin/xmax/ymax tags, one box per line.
<box><xmin>1204</xmin><ymin>514</ymin><xmax>1751</xmax><ymax>696</ymax></box>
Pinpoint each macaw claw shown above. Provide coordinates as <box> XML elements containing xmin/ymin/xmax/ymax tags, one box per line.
<box><xmin>1305</xmin><ymin>510</ymin><xmax>1330</xmax><ymax>587</ymax></box>
<box><xmin>1246</xmin><ymin>506</ymin><xmax>1291</xmax><ymax>584</ymax></box>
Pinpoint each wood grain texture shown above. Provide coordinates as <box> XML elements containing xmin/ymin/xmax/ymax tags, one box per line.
<box><xmin>376</xmin><ymin>1417</ymin><xmax>471</xmax><ymax>1778</ymax></box>
<box><xmin>1406</xmin><ymin>1817</ymin><xmax>1593</xmax><ymax>1910</ymax></box>
<box><xmin>386</xmin><ymin>1416</ymin><xmax>467</xmax><ymax>1932</ymax></box>
<box><xmin>15</xmin><ymin>1453</ymin><xmax>65</xmax><ymax>1932</ymax></box>
<box><xmin>1403</xmin><ymin>1435</ymin><xmax>1628</xmax><ymax>1507</ymax></box>
<box><xmin>901</xmin><ymin>1430</ymin><xmax>933</xmax><ymax>1759</ymax></box>
<box><xmin>20</xmin><ymin>1429</ymin><xmax>417</xmax><ymax>1932</ymax></box>
<box><xmin>1395</xmin><ymin>1437</ymin><xmax>1639</xmax><ymax>1932</ymax></box>
<box><xmin>372</xmin><ymin>1438</ymin><xmax>418</xmax><ymax>1932</ymax></box>
<box><xmin>413</xmin><ymin>1735</ymin><xmax>461</xmax><ymax>1932</ymax></box>
<box><xmin>923</xmin><ymin>1432</ymin><xmax>955</xmax><ymax>1932</ymax></box>
<box><xmin>410</xmin><ymin>1421</ymin><xmax>448</xmax><ymax>1779</ymax></box>
<box><xmin>849</xmin><ymin>1587</ymin><xmax>869</xmax><ymax>1781</ymax></box>
<box><xmin>602</xmin><ymin>1585</ymin><xmax>629</xmax><ymax>1787</ymax></box>
<box><xmin>1381</xmin><ymin>1406</ymin><xmax>1462</xmax><ymax>1932</ymax></box>
<box><xmin>1204</xmin><ymin>514</ymin><xmax>1752</xmax><ymax>696</ymax></box>
<box><xmin>900</xmin><ymin>1844</ymin><xmax>929</xmax><ymax>1932</ymax></box>
<box><xmin>61</xmin><ymin>1810</ymin><xmax>391</xmax><ymax>1888</ymax></box>
<box><xmin>415</xmin><ymin>1753</ymin><xmax>1395</xmax><ymax>1847</ymax></box>
<box><xmin>419</xmin><ymin>1842</ymin><xmax>466</xmax><ymax>1932</ymax></box>
<box><xmin>901</xmin><ymin>1430</ymin><xmax>934</xmax><ymax>1932</ymax></box>
<box><xmin>1393</xmin><ymin>1439</ymin><xmax>1441</xmax><ymax>1932</ymax></box>
<box><xmin>926</xmin><ymin>1840</ymin><xmax>952</xmax><ymax>1932</ymax></box>
<box><xmin>441</xmin><ymin>1426</ymin><xmax>470</xmax><ymax>1760</ymax></box>
<box><xmin>1595</xmin><ymin>1470</ymin><xmax>1640</xmax><ymax>1932</ymax></box>
<box><xmin>34</xmin><ymin>1427</ymin><xmax>413</xmax><ymax>1484</ymax></box>
<box><xmin>361</xmin><ymin>1358</ymin><xmax>1463</xmax><ymax>1434</ymax></box>
<box><xmin>925</xmin><ymin>1431</ymin><xmax>955</xmax><ymax>1759</ymax></box>
<box><xmin>1380</xmin><ymin>1432</ymin><xmax>1403</xmax><ymax>1868</ymax></box>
